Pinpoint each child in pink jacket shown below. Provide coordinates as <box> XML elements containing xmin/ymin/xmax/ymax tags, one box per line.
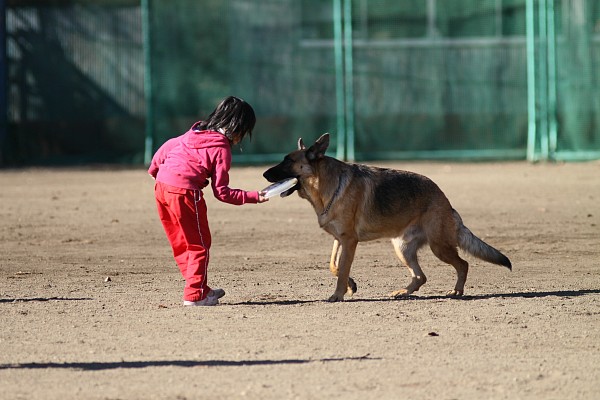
<box><xmin>149</xmin><ymin>96</ymin><xmax>268</xmax><ymax>306</ymax></box>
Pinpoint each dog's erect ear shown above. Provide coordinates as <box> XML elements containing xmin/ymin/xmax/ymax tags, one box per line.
<box><xmin>298</xmin><ymin>138</ymin><xmax>306</xmax><ymax>150</ymax></box>
<box><xmin>306</xmin><ymin>133</ymin><xmax>330</xmax><ymax>161</ymax></box>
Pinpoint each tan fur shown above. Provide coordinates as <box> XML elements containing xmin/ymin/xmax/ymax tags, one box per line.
<box><xmin>263</xmin><ymin>134</ymin><xmax>512</xmax><ymax>302</ymax></box>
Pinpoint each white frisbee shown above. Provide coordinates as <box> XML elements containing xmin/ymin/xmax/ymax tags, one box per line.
<box><xmin>261</xmin><ymin>178</ymin><xmax>298</xmax><ymax>199</ymax></box>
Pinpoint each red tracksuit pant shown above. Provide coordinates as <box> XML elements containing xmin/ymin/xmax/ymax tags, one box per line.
<box><xmin>154</xmin><ymin>181</ymin><xmax>212</xmax><ymax>302</ymax></box>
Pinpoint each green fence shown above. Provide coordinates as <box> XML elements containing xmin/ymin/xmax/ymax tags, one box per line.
<box><xmin>2</xmin><ymin>0</ymin><xmax>600</xmax><ymax>166</ymax></box>
<box><xmin>2</xmin><ymin>0</ymin><xmax>144</xmax><ymax>165</ymax></box>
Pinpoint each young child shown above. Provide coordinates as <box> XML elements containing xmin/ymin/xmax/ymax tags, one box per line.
<box><xmin>148</xmin><ymin>96</ymin><xmax>268</xmax><ymax>306</ymax></box>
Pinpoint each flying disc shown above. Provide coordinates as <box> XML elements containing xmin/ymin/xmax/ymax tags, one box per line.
<box><xmin>261</xmin><ymin>178</ymin><xmax>298</xmax><ymax>199</ymax></box>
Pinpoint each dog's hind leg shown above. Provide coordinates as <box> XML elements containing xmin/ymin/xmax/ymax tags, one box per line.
<box><xmin>429</xmin><ymin>241</ymin><xmax>469</xmax><ymax>297</ymax></box>
<box><xmin>390</xmin><ymin>228</ymin><xmax>427</xmax><ymax>298</ymax></box>
<box><xmin>329</xmin><ymin>239</ymin><xmax>357</xmax><ymax>296</ymax></box>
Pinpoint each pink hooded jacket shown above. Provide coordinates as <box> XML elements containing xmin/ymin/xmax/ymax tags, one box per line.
<box><xmin>148</xmin><ymin>122</ymin><xmax>260</xmax><ymax>205</ymax></box>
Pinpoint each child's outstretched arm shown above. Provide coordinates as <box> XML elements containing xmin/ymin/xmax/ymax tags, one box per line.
<box><xmin>210</xmin><ymin>147</ymin><xmax>266</xmax><ymax>205</ymax></box>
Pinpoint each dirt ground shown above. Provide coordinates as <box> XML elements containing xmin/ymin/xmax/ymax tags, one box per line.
<box><xmin>1</xmin><ymin>160</ymin><xmax>599</xmax><ymax>400</ymax></box>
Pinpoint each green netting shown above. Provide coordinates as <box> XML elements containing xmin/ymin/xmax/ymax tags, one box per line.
<box><xmin>553</xmin><ymin>0</ymin><xmax>600</xmax><ymax>159</ymax></box>
<box><xmin>145</xmin><ymin>0</ymin><xmax>599</xmax><ymax>163</ymax></box>
<box><xmin>2</xmin><ymin>0</ymin><xmax>599</xmax><ymax>166</ymax></box>
<box><xmin>3</xmin><ymin>1</ymin><xmax>144</xmax><ymax>165</ymax></box>
<box><xmin>145</xmin><ymin>0</ymin><xmax>340</xmax><ymax>162</ymax></box>
<box><xmin>348</xmin><ymin>0</ymin><xmax>529</xmax><ymax>160</ymax></box>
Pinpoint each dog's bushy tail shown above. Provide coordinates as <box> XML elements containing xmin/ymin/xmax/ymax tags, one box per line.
<box><xmin>453</xmin><ymin>210</ymin><xmax>512</xmax><ymax>270</ymax></box>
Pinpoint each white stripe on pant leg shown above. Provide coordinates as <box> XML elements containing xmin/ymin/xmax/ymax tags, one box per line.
<box><xmin>193</xmin><ymin>190</ymin><xmax>209</xmax><ymax>297</ymax></box>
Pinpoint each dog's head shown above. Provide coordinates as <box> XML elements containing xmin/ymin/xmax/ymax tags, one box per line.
<box><xmin>262</xmin><ymin>133</ymin><xmax>330</xmax><ymax>197</ymax></box>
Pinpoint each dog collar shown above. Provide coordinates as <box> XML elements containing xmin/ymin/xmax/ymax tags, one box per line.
<box><xmin>321</xmin><ymin>176</ymin><xmax>343</xmax><ymax>216</ymax></box>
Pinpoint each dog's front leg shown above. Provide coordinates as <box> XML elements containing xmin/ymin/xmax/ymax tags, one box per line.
<box><xmin>329</xmin><ymin>239</ymin><xmax>358</xmax><ymax>296</ymax></box>
<box><xmin>328</xmin><ymin>238</ymin><xmax>358</xmax><ymax>302</ymax></box>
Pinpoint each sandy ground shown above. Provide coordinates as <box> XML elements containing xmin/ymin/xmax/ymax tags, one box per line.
<box><xmin>1</xmin><ymin>160</ymin><xmax>599</xmax><ymax>400</ymax></box>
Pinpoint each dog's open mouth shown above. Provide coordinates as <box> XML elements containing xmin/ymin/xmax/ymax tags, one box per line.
<box><xmin>280</xmin><ymin>183</ymin><xmax>300</xmax><ymax>197</ymax></box>
<box><xmin>277</xmin><ymin>177</ymin><xmax>300</xmax><ymax>197</ymax></box>
<box><xmin>261</xmin><ymin>176</ymin><xmax>301</xmax><ymax>198</ymax></box>
<box><xmin>263</xmin><ymin>165</ymin><xmax>301</xmax><ymax>198</ymax></box>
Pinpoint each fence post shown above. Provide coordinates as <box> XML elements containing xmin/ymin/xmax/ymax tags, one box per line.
<box><xmin>332</xmin><ymin>0</ymin><xmax>355</xmax><ymax>162</ymax></box>
<box><xmin>526</xmin><ymin>0</ymin><xmax>537</xmax><ymax>162</ymax></box>
<box><xmin>538</xmin><ymin>0</ymin><xmax>549</xmax><ymax>161</ymax></box>
<box><xmin>527</xmin><ymin>0</ymin><xmax>557</xmax><ymax>162</ymax></box>
<box><xmin>343</xmin><ymin>0</ymin><xmax>355</xmax><ymax>161</ymax></box>
<box><xmin>333</xmin><ymin>0</ymin><xmax>345</xmax><ymax>160</ymax></box>
<box><xmin>142</xmin><ymin>0</ymin><xmax>154</xmax><ymax>165</ymax></box>
<box><xmin>546</xmin><ymin>0</ymin><xmax>558</xmax><ymax>159</ymax></box>
<box><xmin>0</xmin><ymin>0</ymin><xmax>6</xmax><ymax>165</ymax></box>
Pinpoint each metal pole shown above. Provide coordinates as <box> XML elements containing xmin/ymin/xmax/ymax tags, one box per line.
<box><xmin>526</xmin><ymin>0</ymin><xmax>537</xmax><ymax>162</ymax></box>
<box><xmin>141</xmin><ymin>0</ymin><xmax>154</xmax><ymax>165</ymax></box>
<box><xmin>0</xmin><ymin>0</ymin><xmax>7</xmax><ymax>165</ymax></box>
<box><xmin>538</xmin><ymin>0</ymin><xmax>549</xmax><ymax>161</ymax></box>
<box><xmin>546</xmin><ymin>0</ymin><xmax>558</xmax><ymax>159</ymax></box>
<box><xmin>333</xmin><ymin>0</ymin><xmax>345</xmax><ymax>160</ymax></box>
<box><xmin>343</xmin><ymin>0</ymin><xmax>355</xmax><ymax>161</ymax></box>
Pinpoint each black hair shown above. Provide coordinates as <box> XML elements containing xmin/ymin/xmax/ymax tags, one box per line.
<box><xmin>197</xmin><ymin>96</ymin><xmax>256</xmax><ymax>145</ymax></box>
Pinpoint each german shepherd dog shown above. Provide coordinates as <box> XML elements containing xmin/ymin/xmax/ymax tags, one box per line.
<box><xmin>263</xmin><ymin>133</ymin><xmax>512</xmax><ymax>302</ymax></box>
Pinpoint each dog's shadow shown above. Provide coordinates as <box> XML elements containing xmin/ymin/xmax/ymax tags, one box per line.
<box><xmin>402</xmin><ymin>288</ymin><xmax>600</xmax><ymax>301</ymax></box>
<box><xmin>232</xmin><ymin>289</ymin><xmax>600</xmax><ymax>306</ymax></box>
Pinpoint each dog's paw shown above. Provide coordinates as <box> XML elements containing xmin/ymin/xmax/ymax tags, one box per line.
<box><xmin>346</xmin><ymin>277</ymin><xmax>358</xmax><ymax>296</ymax></box>
<box><xmin>446</xmin><ymin>289</ymin><xmax>464</xmax><ymax>297</ymax></box>
<box><xmin>327</xmin><ymin>293</ymin><xmax>345</xmax><ymax>302</ymax></box>
<box><xmin>390</xmin><ymin>289</ymin><xmax>412</xmax><ymax>298</ymax></box>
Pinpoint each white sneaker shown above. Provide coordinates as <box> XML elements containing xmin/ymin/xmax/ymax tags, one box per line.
<box><xmin>182</xmin><ymin>288</ymin><xmax>225</xmax><ymax>306</ymax></box>
<box><xmin>183</xmin><ymin>297</ymin><xmax>218</xmax><ymax>306</ymax></box>
<box><xmin>209</xmin><ymin>288</ymin><xmax>226</xmax><ymax>300</ymax></box>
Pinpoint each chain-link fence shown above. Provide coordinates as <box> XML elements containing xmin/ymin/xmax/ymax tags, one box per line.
<box><xmin>2</xmin><ymin>0</ymin><xmax>599</xmax><ymax>166</ymax></box>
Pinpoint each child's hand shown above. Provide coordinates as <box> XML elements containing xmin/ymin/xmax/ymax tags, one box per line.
<box><xmin>258</xmin><ymin>192</ymin><xmax>269</xmax><ymax>203</ymax></box>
